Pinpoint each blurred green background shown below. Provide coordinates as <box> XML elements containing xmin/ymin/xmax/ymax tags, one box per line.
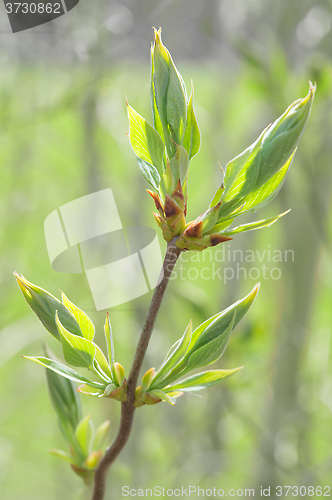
<box><xmin>1</xmin><ymin>0</ymin><xmax>332</xmax><ymax>498</ymax></box>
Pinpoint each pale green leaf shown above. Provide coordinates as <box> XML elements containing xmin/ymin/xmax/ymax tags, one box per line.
<box><xmin>151</xmin><ymin>320</ymin><xmax>192</xmax><ymax>388</ymax></box>
<box><xmin>94</xmin><ymin>345</ymin><xmax>113</xmax><ymax>381</ymax></box>
<box><xmin>223</xmin><ymin>210</ymin><xmax>290</xmax><ymax>235</ymax></box>
<box><xmin>183</xmin><ymin>84</ymin><xmax>201</xmax><ymax>160</ymax></box>
<box><xmin>48</xmin><ymin>449</ymin><xmax>78</xmax><ymax>466</ymax></box>
<box><xmin>149</xmin><ymin>390</ymin><xmax>176</xmax><ymax>405</ymax></box>
<box><xmin>209</xmin><ymin>185</ymin><xmax>225</xmax><ymax>209</ymax></box>
<box><xmin>241</xmin><ymin>153</ymin><xmax>294</xmax><ymax>213</ymax></box>
<box><xmin>75</xmin><ymin>415</ymin><xmax>93</xmax><ymax>456</ymax></box>
<box><xmin>93</xmin><ymin>421</ymin><xmax>111</xmax><ymax>451</ymax></box>
<box><xmin>185</xmin><ymin>313</ymin><xmax>236</xmax><ymax>372</ymax></box>
<box><xmin>189</xmin><ymin>283</ymin><xmax>260</xmax><ymax>352</ymax></box>
<box><xmin>142</xmin><ymin>368</ymin><xmax>156</xmax><ymax>393</ymax></box>
<box><xmin>169</xmin><ymin>145</ymin><xmax>189</xmax><ymax>184</ymax></box>
<box><xmin>127</xmin><ymin>103</ymin><xmax>165</xmax><ymax>175</ymax></box>
<box><xmin>166</xmin><ymin>58</ymin><xmax>187</xmax><ymax>146</ymax></box>
<box><xmin>77</xmin><ymin>384</ymin><xmax>104</xmax><ymax>397</ymax></box>
<box><xmin>14</xmin><ymin>273</ymin><xmax>82</xmax><ymax>341</ymax></box>
<box><xmin>44</xmin><ymin>344</ymin><xmax>82</xmax><ymax>430</ymax></box>
<box><xmin>56</xmin><ymin>313</ymin><xmax>96</xmax><ymax>369</ymax></box>
<box><xmin>222</xmin><ymin>127</ymin><xmax>266</xmax><ymax>202</ymax></box>
<box><xmin>137</xmin><ymin>158</ymin><xmax>161</xmax><ymax>191</ymax></box>
<box><xmin>61</xmin><ymin>292</ymin><xmax>95</xmax><ymax>341</ymax></box>
<box><xmin>104</xmin><ymin>313</ymin><xmax>117</xmax><ymax>383</ymax></box>
<box><xmin>164</xmin><ymin>368</ymin><xmax>243</xmax><ymax>393</ymax></box>
<box><xmin>23</xmin><ymin>356</ymin><xmax>104</xmax><ymax>388</ymax></box>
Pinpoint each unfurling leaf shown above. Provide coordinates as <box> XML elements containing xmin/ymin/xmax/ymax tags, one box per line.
<box><xmin>44</xmin><ymin>345</ymin><xmax>82</xmax><ymax>433</ymax></box>
<box><xmin>127</xmin><ymin>102</ymin><xmax>165</xmax><ymax>176</ymax></box>
<box><xmin>164</xmin><ymin>368</ymin><xmax>243</xmax><ymax>393</ymax></box>
<box><xmin>151</xmin><ymin>28</ymin><xmax>187</xmax><ymax>157</ymax></box>
<box><xmin>223</xmin><ymin>210</ymin><xmax>290</xmax><ymax>236</ymax></box>
<box><xmin>183</xmin><ymin>83</ymin><xmax>201</xmax><ymax>160</ymax></box>
<box><xmin>150</xmin><ymin>320</ymin><xmax>192</xmax><ymax>388</ymax></box>
<box><xmin>220</xmin><ymin>84</ymin><xmax>315</xmax><ymax>214</ymax></box>
<box><xmin>184</xmin><ymin>312</ymin><xmax>236</xmax><ymax>372</ymax></box>
<box><xmin>92</xmin><ymin>421</ymin><xmax>111</xmax><ymax>452</ymax></box>
<box><xmin>14</xmin><ymin>273</ymin><xmax>81</xmax><ymax>341</ymax></box>
<box><xmin>142</xmin><ymin>367</ymin><xmax>156</xmax><ymax>393</ymax></box>
<box><xmin>56</xmin><ymin>313</ymin><xmax>96</xmax><ymax>369</ymax></box>
<box><xmin>150</xmin><ymin>284</ymin><xmax>259</xmax><ymax>390</ymax></box>
<box><xmin>137</xmin><ymin>158</ymin><xmax>161</xmax><ymax>191</ymax></box>
<box><xmin>48</xmin><ymin>449</ymin><xmax>79</xmax><ymax>466</ymax></box>
<box><xmin>23</xmin><ymin>356</ymin><xmax>105</xmax><ymax>388</ymax></box>
<box><xmin>75</xmin><ymin>415</ymin><xmax>93</xmax><ymax>456</ymax></box>
<box><xmin>61</xmin><ymin>292</ymin><xmax>95</xmax><ymax>341</ymax></box>
<box><xmin>77</xmin><ymin>385</ymin><xmax>104</xmax><ymax>397</ymax></box>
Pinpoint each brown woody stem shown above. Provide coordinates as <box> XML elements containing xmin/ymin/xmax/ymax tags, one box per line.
<box><xmin>92</xmin><ymin>239</ymin><xmax>182</xmax><ymax>500</ymax></box>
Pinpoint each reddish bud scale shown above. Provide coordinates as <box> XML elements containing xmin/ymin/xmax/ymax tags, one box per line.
<box><xmin>147</xmin><ymin>190</ymin><xmax>164</xmax><ymax>216</ymax></box>
<box><xmin>105</xmin><ymin>380</ymin><xmax>128</xmax><ymax>402</ymax></box>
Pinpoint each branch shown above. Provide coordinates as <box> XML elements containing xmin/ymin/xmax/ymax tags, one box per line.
<box><xmin>92</xmin><ymin>239</ymin><xmax>182</xmax><ymax>500</ymax></box>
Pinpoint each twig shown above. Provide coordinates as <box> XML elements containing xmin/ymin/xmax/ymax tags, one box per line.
<box><xmin>92</xmin><ymin>239</ymin><xmax>182</xmax><ymax>500</ymax></box>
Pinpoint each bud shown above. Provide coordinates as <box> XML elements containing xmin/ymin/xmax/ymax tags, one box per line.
<box><xmin>141</xmin><ymin>368</ymin><xmax>156</xmax><ymax>393</ymax></box>
<box><xmin>84</xmin><ymin>450</ymin><xmax>103</xmax><ymax>469</ymax></box>
<box><xmin>151</xmin><ymin>28</ymin><xmax>187</xmax><ymax>158</ymax></box>
<box><xmin>113</xmin><ymin>362</ymin><xmax>125</xmax><ymax>387</ymax></box>
<box><xmin>102</xmin><ymin>380</ymin><xmax>127</xmax><ymax>402</ymax></box>
<box><xmin>14</xmin><ymin>273</ymin><xmax>81</xmax><ymax>341</ymax></box>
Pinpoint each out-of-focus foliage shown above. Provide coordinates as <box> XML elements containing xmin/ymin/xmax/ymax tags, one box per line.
<box><xmin>1</xmin><ymin>0</ymin><xmax>332</xmax><ymax>499</ymax></box>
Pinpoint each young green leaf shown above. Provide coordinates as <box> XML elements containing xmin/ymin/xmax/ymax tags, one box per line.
<box><xmin>239</xmin><ymin>153</ymin><xmax>294</xmax><ymax>214</ymax></box>
<box><xmin>104</xmin><ymin>312</ymin><xmax>117</xmax><ymax>383</ymax></box>
<box><xmin>113</xmin><ymin>362</ymin><xmax>125</xmax><ymax>387</ymax></box>
<box><xmin>92</xmin><ymin>421</ymin><xmax>111</xmax><ymax>452</ymax></box>
<box><xmin>166</xmin><ymin>59</ymin><xmax>187</xmax><ymax>147</ymax></box>
<box><xmin>14</xmin><ymin>273</ymin><xmax>81</xmax><ymax>341</ymax></box>
<box><xmin>56</xmin><ymin>313</ymin><xmax>96</xmax><ymax>369</ymax></box>
<box><xmin>151</xmin><ymin>28</ymin><xmax>187</xmax><ymax>157</ymax></box>
<box><xmin>184</xmin><ymin>312</ymin><xmax>236</xmax><ymax>372</ymax></box>
<box><xmin>137</xmin><ymin>158</ymin><xmax>161</xmax><ymax>191</ymax></box>
<box><xmin>94</xmin><ymin>345</ymin><xmax>113</xmax><ymax>381</ymax></box>
<box><xmin>158</xmin><ymin>284</ymin><xmax>259</xmax><ymax>387</ymax></box>
<box><xmin>127</xmin><ymin>103</ymin><xmax>165</xmax><ymax>176</ymax></box>
<box><xmin>61</xmin><ymin>292</ymin><xmax>95</xmax><ymax>341</ymax></box>
<box><xmin>189</xmin><ymin>283</ymin><xmax>260</xmax><ymax>352</ymax></box>
<box><xmin>183</xmin><ymin>83</ymin><xmax>201</xmax><ymax>161</ymax></box>
<box><xmin>23</xmin><ymin>356</ymin><xmax>105</xmax><ymax>388</ymax></box>
<box><xmin>221</xmin><ymin>84</ymin><xmax>315</xmax><ymax>210</ymax></box>
<box><xmin>142</xmin><ymin>368</ymin><xmax>156</xmax><ymax>393</ymax></box>
<box><xmin>77</xmin><ymin>385</ymin><xmax>104</xmax><ymax>397</ymax></box>
<box><xmin>151</xmin><ymin>320</ymin><xmax>192</xmax><ymax>388</ymax></box>
<box><xmin>149</xmin><ymin>390</ymin><xmax>176</xmax><ymax>405</ymax></box>
<box><xmin>48</xmin><ymin>449</ymin><xmax>79</xmax><ymax>466</ymax></box>
<box><xmin>75</xmin><ymin>415</ymin><xmax>93</xmax><ymax>457</ymax></box>
<box><xmin>222</xmin><ymin>210</ymin><xmax>290</xmax><ymax>236</ymax></box>
<box><xmin>164</xmin><ymin>368</ymin><xmax>243</xmax><ymax>393</ymax></box>
<box><xmin>169</xmin><ymin>145</ymin><xmax>189</xmax><ymax>184</ymax></box>
<box><xmin>44</xmin><ymin>345</ymin><xmax>82</xmax><ymax>431</ymax></box>
<box><xmin>222</xmin><ymin>127</ymin><xmax>266</xmax><ymax>202</ymax></box>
